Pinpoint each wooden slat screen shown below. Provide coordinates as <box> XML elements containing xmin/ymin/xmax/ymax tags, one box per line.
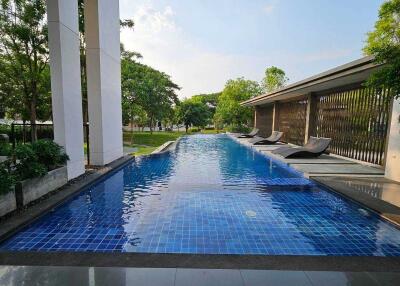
<box><xmin>312</xmin><ymin>87</ymin><xmax>392</xmax><ymax>165</ymax></box>
<box><xmin>255</xmin><ymin>106</ymin><xmax>273</xmax><ymax>137</ymax></box>
<box><xmin>277</xmin><ymin>98</ymin><xmax>308</xmax><ymax>145</ymax></box>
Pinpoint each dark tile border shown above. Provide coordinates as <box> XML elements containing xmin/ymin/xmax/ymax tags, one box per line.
<box><xmin>0</xmin><ymin>252</ymin><xmax>400</xmax><ymax>272</ymax></box>
<box><xmin>0</xmin><ymin>156</ymin><xmax>134</xmax><ymax>243</ymax></box>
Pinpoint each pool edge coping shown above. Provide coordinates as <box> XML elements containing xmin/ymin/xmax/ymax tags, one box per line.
<box><xmin>0</xmin><ymin>252</ymin><xmax>400</xmax><ymax>272</ymax></box>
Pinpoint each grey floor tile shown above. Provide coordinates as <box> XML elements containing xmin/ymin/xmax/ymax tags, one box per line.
<box><xmin>0</xmin><ymin>266</ymin><xmax>92</xmax><ymax>286</ymax></box>
<box><xmin>305</xmin><ymin>271</ymin><xmax>379</xmax><ymax>286</ymax></box>
<box><xmin>123</xmin><ymin>268</ymin><xmax>176</xmax><ymax>286</ymax></box>
<box><xmin>366</xmin><ymin>272</ymin><xmax>400</xmax><ymax>286</ymax></box>
<box><xmin>240</xmin><ymin>270</ymin><xmax>312</xmax><ymax>286</ymax></box>
<box><xmin>0</xmin><ymin>266</ymin><xmax>177</xmax><ymax>286</ymax></box>
<box><xmin>175</xmin><ymin>268</ymin><xmax>244</xmax><ymax>286</ymax></box>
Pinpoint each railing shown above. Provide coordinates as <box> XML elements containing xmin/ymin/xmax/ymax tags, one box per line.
<box><xmin>312</xmin><ymin>87</ymin><xmax>392</xmax><ymax>166</ymax></box>
<box><xmin>6</xmin><ymin>123</ymin><xmax>91</xmax><ymax>166</ymax></box>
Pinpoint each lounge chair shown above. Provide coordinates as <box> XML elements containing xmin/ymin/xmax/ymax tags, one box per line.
<box><xmin>237</xmin><ymin>128</ymin><xmax>259</xmax><ymax>138</ymax></box>
<box><xmin>271</xmin><ymin>136</ymin><xmax>331</xmax><ymax>158</ymax></box>
<box><xmin>249</xmin><ymin>131</ymin><xmax>283</xmax><ymax>145</ymax></box>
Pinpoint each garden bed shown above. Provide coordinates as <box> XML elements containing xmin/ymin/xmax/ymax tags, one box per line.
<box><xmin>0</xmin><ymin>190</ymin><xmax>16</xmax><ymax>217</ymax></box>
<box><xmin>15</xmin><ymin>166</ymin><xmax>68</xmax><ymax>207</ymax></box>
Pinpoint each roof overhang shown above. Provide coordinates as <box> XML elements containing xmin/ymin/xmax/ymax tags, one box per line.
<box><xmin>242</xmin><ymin>56</ymin><xmax>382</xmax><ymax>107</ymax></box>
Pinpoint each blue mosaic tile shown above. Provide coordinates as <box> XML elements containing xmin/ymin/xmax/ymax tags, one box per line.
<box><xmin>1</xmin><ymin>134</ymin><xmax>400</xmax><ymax>256</ymax></box>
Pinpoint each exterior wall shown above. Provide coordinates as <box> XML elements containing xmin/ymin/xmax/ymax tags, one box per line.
<box><xmin>385</xmin><ymin>98</ymin><xmax>400</xmax><ymax>181</ymax></box>
<box><xmin>254</xmin><ymin>106</ymin><xmax>273</xmax><ymax>137</ymax></box>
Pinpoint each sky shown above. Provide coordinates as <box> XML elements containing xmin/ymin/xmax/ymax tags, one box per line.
<box><xmin>119</xmin><ymin>0</ymin><xmax>384</xmax><ymax>99</ymax></box>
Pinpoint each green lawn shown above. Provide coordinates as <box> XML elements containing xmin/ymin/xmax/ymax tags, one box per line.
<box><xmin>130</xmin><ymin>145</ymin><xmax>158</xmax><ymax>156</ymax></box>
<box><xmin>123</xmin><ymin>131</ymin><xmax>185</xmax><ymax>156</ymax></box>
<box><xmin>123</xmin><ymin>130</ymin><xmax>223</xmax><ymax>156</ymax></box>
<box><xmin>123</xmin><ymin>131</ymin><xmax>185</xmax><ymax>147</ymax></box>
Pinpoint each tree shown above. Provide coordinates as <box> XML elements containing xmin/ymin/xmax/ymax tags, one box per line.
<box><xmin>214</xmin><ymin>78</ymin><xmax>262</xmax><ymax>131</ymax></box>
<box><xmin>364</xmin><ymin>0</ymin><xmax>400</xmax><ymax>97</ymax></box>
<box><xmin>121</xmin><ymin>47</ymin><xmax>180</xmax><ymax>133</ymax></box>
<box><xmin>262</xmin><ymin>66</ymin><xmax>288</xmax><ymax>93</ymax></box>
<box><xmin>0</xmin><ymin>0</ymin><xmax>50</xmax><ymax>140</ymax></box>
<box><xmin>176</xmin><ymin>99</ymin><xmax>210</xmax><ymax>132</ymax></box>
<box><xmin>190</xmin><ymin>92</ymin><xmax>221</xmax><ymax>126</ymax></box>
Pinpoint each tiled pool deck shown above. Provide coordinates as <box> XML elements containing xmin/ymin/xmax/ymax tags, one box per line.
<box><xmin>0</xmin><ymin>265</ymin><xmax>399</xmax><ymax>286</ymax></box>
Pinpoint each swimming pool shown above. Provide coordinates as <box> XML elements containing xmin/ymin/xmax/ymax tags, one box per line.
<box><xmin>1</xmin><ymin>134</ymin><xmax>400</xmax><ymax>256</ymax></box>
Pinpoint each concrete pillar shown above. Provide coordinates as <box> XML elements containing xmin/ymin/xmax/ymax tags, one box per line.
<box><xmin>47</xmin><ymin>0</ymin><xmax>85</xmax><ymax>180</ymax></box>
<box><xmin>254</xmin><ymin>107</ymin><xmax>258</xmax><ymax>128</ymax></box>
<box><xmin>304</xmin><ymin>93</ymin><xmax>317</xmax><ymax>143</ymax></box>
<box><xmin>85</xmin><ymin>0</ymin><xmax>123</xmax><ymax>165</ymax></box>
<box><xmin>272</xmin><ymin>102</ymin><xmax>279</xmax><ymax>131</ymax></box>
<box><xmin>385</xmin><ymin>98</ymin><xmax>400</xmax><ymax>182</ymax></box>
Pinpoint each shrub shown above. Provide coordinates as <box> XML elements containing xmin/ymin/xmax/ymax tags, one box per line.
<box><xmin>13</xmin><ymin>140</ymin><xmax>69</xmax><ymax>180</ymax></box>
<box><xmin>189</xmin><ymin>127</ymin><xmax>201</xmax><ymax>133</ymax></box>
<box><xmin>32</xmin><ymin>139</ymin><xmax>69</xmax><ymax>170</ymax></box>
<box><xmin>0</xmin><ymin>161</ymin><xmax>15</xmax><ymax>195</ymax></box>
<box><xmin>14</xmin><ymin>145</ymin><xmax>47</xmax><ymax>180</ymax></box>
<box><xmin>0</xmin><ymin>143</ymin><xmax>11</xmax><ymax>156</ymax></box>
<box><xmin>225</xmin><ymin>125</ymin><xmax>250</xmax><ymax>133</ymax></box>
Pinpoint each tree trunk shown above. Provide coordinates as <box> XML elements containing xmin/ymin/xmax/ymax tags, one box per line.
<box><xmin>149</xmin><ymin>117</ymin><xmax>153</xmax><ymax>134</ymax></box>
<box><xmin>130</xmin><ymin>113</ymin><xmax>134</xmax><ymax>145</ymax></box>
<box><xmin>185</xmin><ymin>124</ymin><xmax>189</xmax><ymax>133</ymax></box>
<box><xmin>30</xmin><ymin>98</ymin><xmax>38</xmax><ymax>142</ymax></box>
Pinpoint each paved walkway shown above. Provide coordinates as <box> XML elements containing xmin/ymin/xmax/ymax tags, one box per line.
<box><xmin>0</xmin><ymin>266</ymin><xmax>399</xmax><ymax>286</ymax></box>
<box><xmin>234</xmin><ymin>136</ymin><xmax>385</xmax><ymax>178</ymax></box>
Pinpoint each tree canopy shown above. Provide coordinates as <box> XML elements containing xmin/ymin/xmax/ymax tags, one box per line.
<box><xmin>214</xmin><ymin>78</ymin><xmax>262</xmax><ymax>131</ymax></box>
<box><xmin>0</xmin><ymin>0</ymin><xmax>50</xmax><ymax>139</ymax></box>
<box><xmin>364</xmin><ymin>0</ymin><xmax>400</xmax><ymax>97</ymax></box>
<box><xmin>121</xmin><ymin>47</ymin><xmax>180</xmax><ymax>132</ymax></box>
<box><xmin>176</xmin><ymin>99</ymin><xmax>210</xmax><ymax>132</ymax></box>
<box><xmin>262</xmin><ymin>66</ymin><xmax>288</xmax><ymax>93</ymax></box>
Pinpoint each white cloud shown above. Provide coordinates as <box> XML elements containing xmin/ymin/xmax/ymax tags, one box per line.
<box><xmin>263</xmin><ymin>0</ymin><xmax>280</xmax><ymax>14</ymax></box>
<box><xmin>120</xmin><ymin>2</ymin><xmax>359</xmax><ymax>98</ymax></box>
<box><xmin>264</xmin><ymin>4</ymin><xmax>275</xmax><ymax>14</ymax></box>
<box><xmin>120</xmin><ymin>4</ymin><xmax>266</xmax><ymax>98</ymax></box>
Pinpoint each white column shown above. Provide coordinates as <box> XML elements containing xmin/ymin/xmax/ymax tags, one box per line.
<box><xmin>47</xmin><ymin>0</ymin><xmax>85</xmax><ymax>180</ymax></box>
<box><xmin>385</xmin><ymin>98</ymin><xmax>400</xmax><ymax>182</ymax></box>
<box><xmin>85</xmin><ymin>0</ymin><xmax>123</xmax><ymax>166</ymax></box>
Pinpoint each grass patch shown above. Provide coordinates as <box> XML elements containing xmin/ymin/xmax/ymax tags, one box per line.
<box><xmin>122</xmin><ymin>130</ymin><xmax>223</xmax><ymax>156</ymax></box>
<box><xmin>200</xmin><ymin>129</ymin><xmax>224</xmax><ymax>134</ymax></box>
<box><xmin>123</xmin><ymin>131</ymin><xmax>184</xmax><ymax>147</ymax></box>
<box><xmin>131</xmin><ymin>145</ymin><xmax>158</xmax><ymax>156</ymax></box>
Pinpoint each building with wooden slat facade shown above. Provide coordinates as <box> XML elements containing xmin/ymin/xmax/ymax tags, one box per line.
<box><xmin>241</xmin><ymin>56</ymin><xmax>400</xmax><ymax>183</ymax></box>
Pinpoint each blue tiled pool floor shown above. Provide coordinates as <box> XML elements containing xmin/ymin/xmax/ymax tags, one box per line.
<box><xmin>1</xmin><ymin>135</ymin><xmax>400</xmax><ymax>256</ymax></box>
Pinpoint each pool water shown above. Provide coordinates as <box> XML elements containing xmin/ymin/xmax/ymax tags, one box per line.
<box><xmin>1</xmin><ymin>134</ymin><xmax>400</xmax><ymax>256</ymax></box>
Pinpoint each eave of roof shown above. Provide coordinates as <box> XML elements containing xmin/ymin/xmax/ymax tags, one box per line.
<box><xmin>241</xmin><ymin>56</ymin><xmax>381</xmax><ymax>107</ymax></box>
